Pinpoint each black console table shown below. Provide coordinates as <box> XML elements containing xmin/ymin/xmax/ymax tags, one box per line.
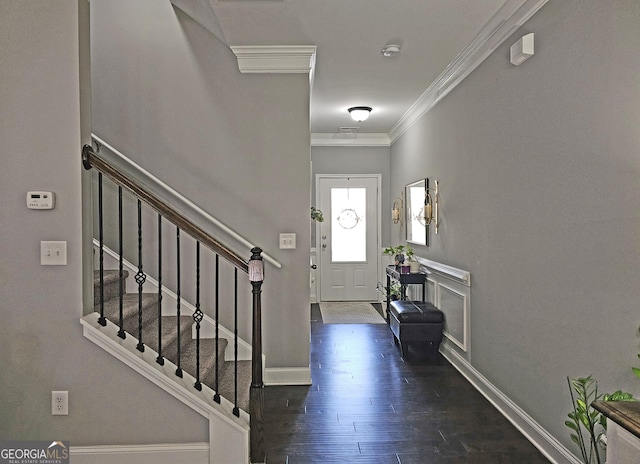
<box><xmin>385</xmin><ymin>265</ymin><xmax>426</xmax><ymax>320</ymax></box>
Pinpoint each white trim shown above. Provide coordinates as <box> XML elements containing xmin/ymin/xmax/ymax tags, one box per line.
<box><xmin>70</xmin><ymin>443</ymin><xmax>209</xmax><ymax>464</ymax></box>
<box><xmin>80</xmin><ymin>314</ymin><xmax>249</xmax><ymax>423</ymax></box>
<box><xmin>314</xmin><ymin>174</ymin><xmax>382</xmax><ymax>302</ymax></box>
<box><xmin>94</xmin><ymin>239</ymin><xmax>253</xmax><ymax>361</ymax></box>
<box><xmin>441</xmin><ymin>345</ymin><xmax>581</xmax><ymax>464</ymax></box>
<box><xmin>231</xmin><ymin>45</ymin><xmax>317</xmax><ymax>74</ymax></box>
<box><xmin>389</xmin><ymin>0</ymin><xmax>549</xmax><ymax>143</ymax></box>
<box><xmin>80</xmin><ymin>315</ymin><xmax>250</xmax><ymax>464</ymax></box>
<box><xmin>438</xmin><ymin>282</ymin><xmax>468</xmax><ymax>352</ymax></box>
<box><xmin>417</xmin><ymin>256</ymin><xmax>471</xmax><ymax>286</ymax></box>
<box><xmin>311</xmin><ymin>133</ymin><xmax>391</xmax><ymax>147</ymax></box>
<box><xmin>264</xmin><ymin>367</ymin><xmax>312</xmax><ymax>386</ymax></box>
<box><xmin>91</xmin><ymin>134</ymin><xmax>282</xmax><ymax>270</ymax></box>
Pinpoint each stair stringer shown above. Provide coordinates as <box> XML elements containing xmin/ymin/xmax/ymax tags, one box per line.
<box><xmin>80</xmin><ymin>313</ymin><xmax>250</xmax><ymax>464</ymax></box>
<box><xmin>94</xmin><ymin>239</ymin><xmax>254</xmax><ymax>362</ymax></box>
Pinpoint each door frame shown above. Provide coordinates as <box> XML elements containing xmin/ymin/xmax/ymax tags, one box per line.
<box><xmin>314</xmin><ymin>174</ymin><xmax>382</xmax><ymax>302</ymax></box>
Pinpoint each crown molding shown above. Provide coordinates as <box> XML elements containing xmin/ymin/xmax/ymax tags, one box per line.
<box><xmin>231</xmin><ymin>45</ymin><xmax>317</xmax><ymax>74</ymax></box>
<box><xmin>311</xmin><ymin>133</ymin><xmax>390</xmax><ymax>147</ymax></box>
<box><xmin>388</xmin><ymin>0</ymin><xmax>549</xmax><ymax>144</ymax></box>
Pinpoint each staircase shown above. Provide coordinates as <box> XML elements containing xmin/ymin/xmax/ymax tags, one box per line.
<box><xmin>82</xmin><ymin>143</ymin><xmax>268</xmax><ymax>462</ymax></box>
<box><xmin>94</xmin><ymin>269</ymin><xmax>251</xmax><ymax>411</ymax></box>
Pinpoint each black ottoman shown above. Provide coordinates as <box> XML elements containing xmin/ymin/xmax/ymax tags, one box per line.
<box><xmin>389</xmin><ymin>300</ymin><xmax>444</xmax><ymax>360</ymax></box>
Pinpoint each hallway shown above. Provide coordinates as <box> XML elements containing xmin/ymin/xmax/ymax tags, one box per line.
<box><xmin>262</xmin><ymin>305</ymin><xmax>549</xmax><ymax>463</ymax></box>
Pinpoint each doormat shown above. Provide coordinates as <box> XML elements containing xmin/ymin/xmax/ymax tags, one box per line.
<box><xmin>319</xmin><ymin>302</ymin><xmax>385</xmax><ymax>324</ymax></box>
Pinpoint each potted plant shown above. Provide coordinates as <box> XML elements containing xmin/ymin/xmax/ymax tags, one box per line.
<box><xmin>383</xmin><ymin>245</ymin><xmax>404</xmax><ymax>266</ymax></box>
<box><xmin>405</xmin><ymin>245</ymin><xmax>421</xmax><ymax>273</ymax></box>
<box><xmin>383</xmin><ymin>245</ymin><xmax>405</xmax><ymax>266</ymax></box>
<box><xmin>389</xmin><ymin>281</ymin><xmax>402</xmax><ymax>300</ymax></box>
<box><xmin>565</xmin><ymin>375</ymin><xmax>635</xmax><ymax>464</ymax></box>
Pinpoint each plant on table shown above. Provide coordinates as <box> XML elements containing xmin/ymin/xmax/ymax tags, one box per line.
<box><xmin>383</xmin><ymin>245</ymin><xmax>406</xmax><ymax>265</ymax></box>
<box><xmin>565</xmin><ymin>375</ymin><xmax>634</xmax><ymax>464</ymax></box>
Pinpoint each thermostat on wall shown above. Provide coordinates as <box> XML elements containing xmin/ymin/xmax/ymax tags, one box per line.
<box><xmin>27</xmin><ymin>191</ymin><xmax>55</xmax><ymax>210</ymax></box>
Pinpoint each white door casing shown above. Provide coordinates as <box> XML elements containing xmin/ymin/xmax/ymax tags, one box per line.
<box><xmin>316</xmin><ymin>175</ymin><xmax>380</xmax><ymax>301</ymax></box>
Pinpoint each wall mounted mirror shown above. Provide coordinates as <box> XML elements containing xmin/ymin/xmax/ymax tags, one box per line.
<box><xmin>405</xmin><ymin>178</ymin><xmax>429</xmax><ymax>246</ymax></box>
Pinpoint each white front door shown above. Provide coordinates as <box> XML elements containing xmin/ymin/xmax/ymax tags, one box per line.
<box><xmin>317</xmin><ymin>175</ymin><xmax>380</xmax><ymax>301</ymax></box>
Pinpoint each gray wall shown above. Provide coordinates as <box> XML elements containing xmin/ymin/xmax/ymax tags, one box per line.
<box><xmin>390</xmin><ymin>0</ymin><xmax>640</xmax><ymax>454</ymax></box>
<box><xmin>90</xmin><ymin>0</ymin><xmax>311</xmax><ymax>370</ymax></box>
<box><xmin>311</xmin><ymin>145</ymin><xmax>392</xmax><ymax>246</ymax></box>
<box><xmin>0</xmin><ymin>0</ymin><xmax>209</xmax><ymax>445</ymax></box>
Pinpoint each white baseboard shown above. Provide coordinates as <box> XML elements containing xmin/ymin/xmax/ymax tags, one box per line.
<box><xmin>440</xmin><ymin>344</ymin><xmax>581</xmax><ymax>464</ymax></box>
<box><xmin>70</xmin><ymin>443</ymin><xmax>209</xmax><ymax>464</ymax></box>
<box><xmin>264</xmin><ymin>367</ymin><xmax>312</xmax><ymax>386</ymax></box>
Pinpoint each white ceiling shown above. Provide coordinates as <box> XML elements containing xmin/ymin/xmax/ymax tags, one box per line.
<box><xmin>171</xmin><ymin>0</ymin><xmax>546</xmax><ymax>142</ymax></box>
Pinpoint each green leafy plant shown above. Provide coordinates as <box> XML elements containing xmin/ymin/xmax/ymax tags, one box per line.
<box><xmin>383</xmin><ymin>245</ymin><xmax>406</xmax><ymax>264</ymax></box>
<box><xmin>565</xmin><ymin>375</ymin><xmax>635</xmax><ymax>464</ymax></box>
<box><xmin>405</xmin><ymin>245</ymin><xmax>415</xmax><ymax>261</ymax></box>
<box><xmin>633</xmin><ymin>354</ymin><xmax>640</xmax><ymax>379</ymax></box>
<box><xmin>388</xmin><ymin>281</ymin><xmax>401</xmax><ymax>299</ymax></box>
<box><xmin>311</xmin><ymin>206</ymin><xmax>324</xmax><ymax>222</ymax></box>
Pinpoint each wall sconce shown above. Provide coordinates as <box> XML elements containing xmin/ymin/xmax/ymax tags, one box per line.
<box><xmin>392</xmin><ymin>193</ymin><xmax>403</xmax><ymax>225</ymax></box>
<box><xmin>422</xmin><ymin>180</ymin><xmax>440</xmax><ymax>234</ymax></box>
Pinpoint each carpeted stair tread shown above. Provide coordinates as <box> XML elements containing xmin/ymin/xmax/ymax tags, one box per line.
<box><xmin>94</xmin><ymin>270</ymin><xmax>129</xmax><ymax>306</ymax></box>
<box><xmin>96</xmin><ymin>293</ymin><xmax>159</xmax><ymax>330</ymax></box>
<box><xmin>93</xmin><ymin>270</ymin><xmax>251</xmax><ymax>412</ymax></box>
<box><xmin>151</xmin><ymin>316</ymin><xmax>195</xmax><ymax>360</ymax></box>
<box><xmin>138</xmin><ymin>315</ymin><xmax>192</xmax><ymax>356</ymax></box>
<box><xmin>217</xmin><ymin>360</ymin><xmax>251</xmax><ymax>412</ymax></box>
<box><xmin>174</xmin><ymin>338</ymin><xmax>229</xmax><ymax>390</ymax></box>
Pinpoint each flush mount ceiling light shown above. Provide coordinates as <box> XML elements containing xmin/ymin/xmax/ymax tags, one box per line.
<box><xmin>348</xmin><ymin>106</ymin><xmax>372</xmax><ymax>122</ymax></box>
<box><xmin>381</xmin><ymin>44</ymin><xmax>401</xmax><ymax>57</ymax></box>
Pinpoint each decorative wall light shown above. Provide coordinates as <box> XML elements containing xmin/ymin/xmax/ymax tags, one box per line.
<box><xmin>392</xmin><ymin>194</ymin><xmax>403</xmax><ymax>225</ymax></box>
<box><xmin>348</xmin><ymin>106</ymin><xmax>372</xmax><ymax>122</ymax></box>
<box><xmin>423</xmin><ymin>180</ymin><xmax>440</xmax><ymax>234</ymax></box>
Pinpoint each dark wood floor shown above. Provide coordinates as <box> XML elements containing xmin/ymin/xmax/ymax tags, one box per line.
<box><xmin>262</xmin><ymin>304</ymin><xmax>549</xmax><ymax>463</ymax></box>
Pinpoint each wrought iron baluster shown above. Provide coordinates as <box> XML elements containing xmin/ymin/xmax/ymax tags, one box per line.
<box><xmin>175</xmin><ymin>227</ymin><xmax>183</xmax><ymax>378</ymax></box>
<box><xmin>193</xmin><ymin>242</ymin><xmax>203</xmax><ymax>391</ymax></box>
<box><xmin>213</xmin><ymin>254</ymin><xmax>221</xmax><ymax>404</ymax></box>
<box><xmin>136</xmin><ymin>200</ymin><xmax>146</xmax><ymax>352</ymax></box>
<box><xmin>233</xmin><ymin>267</ymin><xmax>239</xmax><ymax>417</ymax></box>
<box><xmin>118</xmin><ymin>186</ymin><xmax>126</xmax><ymax>340</ymax></box>
<box><xmin>98</xmin><ymin>172</ymin><xmax>106</xmax><ymax>326</ymax></box>
<box><xmin>156</xmin><ymin>214</ymin><xmax>164</xmax><ymax>366</ymax></box>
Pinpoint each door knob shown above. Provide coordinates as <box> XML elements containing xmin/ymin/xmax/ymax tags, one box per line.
<box><xmin>311</xmin><ymin>264</ymin><xmax>317</xmax><ymax>269</ymax></box>
<box><xmin>322</xmin><ymin>244</ymin><xmax>327</xmax><ymax>249</ymax></box>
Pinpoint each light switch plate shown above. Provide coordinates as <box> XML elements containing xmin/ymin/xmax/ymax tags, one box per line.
<box><xmin>41</xmin><ymin>241</ymin><xmax>67</xmax><ymax>265</ymax></box>
<box><xmin>279</xmin><ymin>233</ymin><xmax>296</xmax><ymax>249</ymax></box>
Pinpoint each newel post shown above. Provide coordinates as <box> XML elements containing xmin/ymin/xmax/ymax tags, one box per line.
<box><xmin>248</xmin><ymin>247</ymin><xmax>265</xmax><ymax>463</ymax></box>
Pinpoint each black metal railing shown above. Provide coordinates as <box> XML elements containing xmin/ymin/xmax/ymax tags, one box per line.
<box><xmin>83</xmin><ymin>144</ymin><xmax>265</xmax><ymax>462</ymax></box>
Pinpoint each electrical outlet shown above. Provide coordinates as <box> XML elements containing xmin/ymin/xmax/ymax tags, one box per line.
<box><xmin>51</xmin><ymin>391</ymin><xmax>68</xmax><ymax>416</ymax></box>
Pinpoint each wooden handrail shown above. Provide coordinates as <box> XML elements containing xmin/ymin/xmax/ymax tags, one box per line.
<box><xmin>83</xmin><ymin>144</ymin><xmax>249</xmax><ymax>273</ymax></box>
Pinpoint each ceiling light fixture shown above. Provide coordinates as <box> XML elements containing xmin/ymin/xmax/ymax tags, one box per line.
<box><xmin>348</xmin><ymin>106</ymin><xmax>372</xmax><ymax>122</ymax></box>
<box><xmin>381</xmin><ymin>44</ymin><xmax>401</xmax><ymax>57</ymax></box>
